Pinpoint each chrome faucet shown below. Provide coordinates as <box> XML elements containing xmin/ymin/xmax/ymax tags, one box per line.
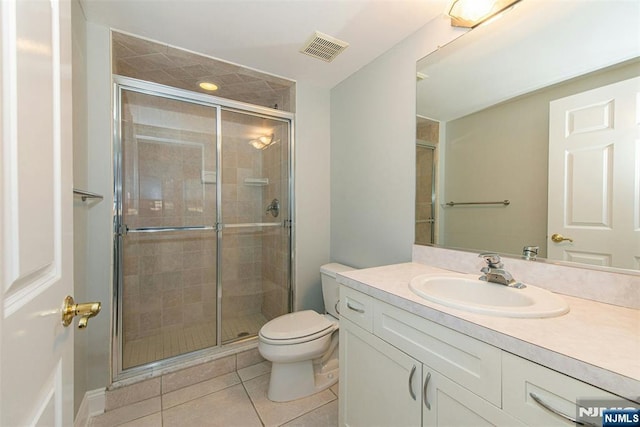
<box><xmin>478</xmin><ymin>253</ymin><xmax>525</xmax><ymax>288</ymax></box>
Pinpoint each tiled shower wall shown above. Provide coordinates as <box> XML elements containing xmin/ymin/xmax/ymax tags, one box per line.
<box><xmin>220</xmin><ymin>114</ymin><xmax>266</xmax><ymax>322</ymax></box>
<box><xmin>111</xmin><ymin>31</ymin><xmax>296</xmax><ymax>113</ymax></box>
<box><xmin>121</xmin><ymin>93</ymin><xmax>218</xmax><ymax>344</ymax></box>
<box><xmin>220</xmin><ymin>113</ymin><xmax>289</xmax><ymax>325</ymax></box>
<box><xmin>261</xmin><ymin>124</ymin><xmax>290</xmax><ymax>321</ymax></box>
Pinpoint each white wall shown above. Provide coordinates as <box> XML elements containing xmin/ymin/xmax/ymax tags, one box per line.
<box><xmin>330</xmin><ymin>16</ymin><xmax>466</xmax><ymax>268</ymax></box>
<box><xmin>85</xmin><ymin>22</ymin><xmax>113</xmax><ymax>391</ymax></box>
<box><xmin>294</xmin><ymin>83</ymin><xmax>331</xmax><ymax>312</ymax></box>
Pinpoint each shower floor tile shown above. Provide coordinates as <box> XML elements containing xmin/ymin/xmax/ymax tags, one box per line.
<box><xmin>123</xmin><ymin>313</ymin><xmax>268</xmax><ymax>368</ymax></box>
<box><xmin>123</xmin><ymin>322</ymin><xmax>216</xmax><ymax>369</ymax></box>
<box><xmin>222</xmin><ymin>312</ymin><xmax>268</xmax><ymax>343</ymax></box>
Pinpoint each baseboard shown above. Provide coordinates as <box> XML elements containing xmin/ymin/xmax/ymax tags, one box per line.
<box><xmin>74</xmin><ymin>388</ymin><xmax>106</xmax><ymax>427</ymax></box>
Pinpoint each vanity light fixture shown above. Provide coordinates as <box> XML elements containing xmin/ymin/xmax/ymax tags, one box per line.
<box><xmin>249</xmin><ymin>134</ymin><xmax>277</xmax><ymax>150</ymax></box>
<box><xmin>198</xmin><ymin>81</ymin><xmax>219</xmax><ymax>91</ymax></box>
<box><xmin>447</xmin><ymin>0</ymin><xmax>521</xmax><ymax>28</ymax></box>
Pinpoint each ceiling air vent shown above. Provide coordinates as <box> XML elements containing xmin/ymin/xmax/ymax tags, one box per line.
<box><xmin>299</xmin><ymin>31</ymin><xmax>349</xmax><ymax>63</ymax></box>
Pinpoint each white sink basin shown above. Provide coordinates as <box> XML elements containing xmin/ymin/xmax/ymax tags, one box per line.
<box><xmin>408</xmin><ymin>274</ymin><xmax>569</xmax><ymax>318</ymax></box>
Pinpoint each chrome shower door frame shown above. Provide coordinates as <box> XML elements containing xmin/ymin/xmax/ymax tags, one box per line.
<box><xmin>111</xmin><ymin>75</ymin><xmax>295</xmax><ymax>382</ymax></box>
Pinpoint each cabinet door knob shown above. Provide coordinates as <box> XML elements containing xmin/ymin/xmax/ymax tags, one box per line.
<box><xmin>423</xmin><ymin>371</ymin><xmax>432</xmax><ymax>410</ymax></box>
<box><xmin>408</xmin><ymin>365</ymin><xmax>417</xmax><ymax>400</ymax></box>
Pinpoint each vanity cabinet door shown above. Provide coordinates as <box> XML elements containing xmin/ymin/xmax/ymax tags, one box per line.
<box><xmin>340</xmin><ymin>318</ymin><xmax>422</xmax><ymax>427</ymax></box>
<box><xmin>422</xmin><ymin>368</ymin><xmax>525</xmax><ymax>427</ymax></box>
<box><xmin>373</xmin><ymin>299</ymin><xmax>502</xmax><ymax>406</ymax></box>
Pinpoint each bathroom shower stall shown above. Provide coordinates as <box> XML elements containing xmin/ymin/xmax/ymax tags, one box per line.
<box><xmin>112</xmin><ymin>77</ymin><xmax>293</xmax><ymax>378</ymax></box>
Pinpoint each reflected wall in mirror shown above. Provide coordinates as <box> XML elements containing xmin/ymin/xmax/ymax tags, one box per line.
<box><xmin>415</xmin><ymin>0</ymin><xmax>640</xmax><ymax>271</ymax></box>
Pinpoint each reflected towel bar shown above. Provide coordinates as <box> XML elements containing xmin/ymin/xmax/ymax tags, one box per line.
<box><xmin>445</xmin><ymin>200</ymin><xmax>510</xmax><ymax>207</ymax></box>
<box><xmin>73</xmin><ymin>188</ymin><xmax>104</xmax><ymax>201</ymax></box>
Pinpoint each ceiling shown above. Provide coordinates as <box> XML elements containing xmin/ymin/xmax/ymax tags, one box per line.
<box><xmin>416</xmin><ymin>0</ymin><xmax>640</xmax><ymax>121</ymax></box>
<box><xmin>79</xmin><ymin>0</ymin><xmax>449</xmax><ymax>88</ymax></box>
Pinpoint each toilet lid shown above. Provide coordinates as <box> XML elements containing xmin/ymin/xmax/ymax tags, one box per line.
<box><xmin>260</xmin><ymin>310</ymin><xmax>334</xmax><ymax>340</ymax></box>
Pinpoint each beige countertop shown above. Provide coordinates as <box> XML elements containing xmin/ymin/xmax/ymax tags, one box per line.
<box><xmin>337</xmin><ymin>262</ymin><xmax>640</xmax><ymax>402</ymax></box>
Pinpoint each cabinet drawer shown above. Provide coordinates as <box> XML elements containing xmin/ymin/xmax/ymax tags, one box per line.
<box><xmin>339</xmin><ymin>286</ymin><xmax>374</xmax><ymax>332</ymax></box>
<box><xmin>373</xmin><ymin>299</ymin><xmax>502</xmax><ymax>407</ymax></box>
<box><xmin>502</xmin><ymin>351</ymin><xmax>622</xmax><ymax>426</ymax></box>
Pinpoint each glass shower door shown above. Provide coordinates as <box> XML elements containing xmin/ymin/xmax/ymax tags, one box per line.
<box><xmin>114</xmin><ymin>77</ymin><xmax>294</xmax><ymax>378</ymax></box>
<box><xmin>219</xmin><ymin>110</ymin><xmax>291</xmax><ymax>343</ymax></box>
<box><xmin>416</xmin><ymin>144</ymin><xmax>436</xmax><ymax>245</ymax></box>
<box><xmin>117</xmin><ymin>89</ymin><xmax>218</xmax><ymax>369</ymax></box>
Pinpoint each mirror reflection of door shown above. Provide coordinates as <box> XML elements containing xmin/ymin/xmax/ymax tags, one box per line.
<box><xmin>416</xmin><ymin>116</ymin><xmax>439</xmax><ymax>245</ymax></box>
<box><xmin>548</xmin><ymin>76</ymin><xmax>640</xmax><ymax>269</ymax></box>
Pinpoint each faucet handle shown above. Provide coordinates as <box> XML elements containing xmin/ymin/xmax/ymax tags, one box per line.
<box><xmin>479</xmin><ymin>252</ymin><xmax>503</xmax><ymax>268</ymax></box>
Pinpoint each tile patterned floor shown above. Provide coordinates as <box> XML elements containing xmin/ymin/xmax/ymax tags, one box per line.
<box><xmin>89</xmin><ymin>361</ymin><xmax>339</xmax><ymax>427</ymax></box>
<box><xmin>123</xmin><ymin>314</ymin><xmax>268</xmax><ymax>369</ymax></box>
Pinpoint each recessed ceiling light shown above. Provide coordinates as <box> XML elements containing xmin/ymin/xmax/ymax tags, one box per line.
<box><xmin>198</xmin><ymin>81</ymin><xmax>219</xmax><ymax>91</ymax></box>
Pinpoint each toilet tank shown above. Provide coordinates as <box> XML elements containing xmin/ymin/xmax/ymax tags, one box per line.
<box><xmin>320</xmin><ymin>263</ymin><xmax>355</xmax><ymax>318</ymax></box>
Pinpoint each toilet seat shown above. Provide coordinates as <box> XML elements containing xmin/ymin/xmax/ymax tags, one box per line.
<box><xmin>259</xmin><ymin>310</ymin><xmax>336</xmax><ymax>345</ymax></box>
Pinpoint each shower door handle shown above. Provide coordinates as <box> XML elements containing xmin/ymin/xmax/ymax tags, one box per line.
<box><xmin>124</xmin><ymin>225</ymin><xmax>216</xmax><ymax>234</ymax></box>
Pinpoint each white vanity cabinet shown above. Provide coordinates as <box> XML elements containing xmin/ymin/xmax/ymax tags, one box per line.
<box><xmin>339</xmin><ymin>286</ymin><xmax>522</xmax><ymax>426</ymax></box>
<box><xmin>340</xmin><ymin>317</ymin><xmax>525</xmax><ymax>427</ymax></box>
<box><xmin>339</xmin><ymin>285</ymin><xmax>624</xmax><ymax>427</ymax></box>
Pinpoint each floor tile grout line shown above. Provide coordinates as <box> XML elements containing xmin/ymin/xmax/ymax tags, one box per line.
<box><xmin>275</xmin><ymin>399</ymin><xmax>338</xmax><ymax>427</ymax></box>
<box><xmin>239</xmin><ymin>374</ymin><xmax>267</xmax><ymax>427</ymax></box>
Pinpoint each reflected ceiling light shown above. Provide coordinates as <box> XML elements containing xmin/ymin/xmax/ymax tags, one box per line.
<box><xmin>198</xmin><ymin>81</ymin><xmax>219</xmax><ymax>91</ymax></box>
<box><xmin>249</xmin><ymin>134</ymin><xmax>278</xmax><ymax>150</ymax></box>
<box><xmin>447</xmin><ymin>0</ymin><xmax>521</xmax><ymax>28</ymax></box>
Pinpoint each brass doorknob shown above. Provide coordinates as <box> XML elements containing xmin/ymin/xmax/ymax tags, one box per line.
<box><xmin>62</xmin><ymin>296</ymin><xmax>101</xmax><ymax>329</ymax></box>
<box><xmin>551</xmin><ymin>233</ymin><xmax>574</xmax><ymax>243</ymax></box>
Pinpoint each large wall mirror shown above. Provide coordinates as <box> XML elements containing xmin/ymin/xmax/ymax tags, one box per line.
<box><xmin>415</xmin><ymin>0</ymin><xmax>640</xmax><ymax>272</ymax></box>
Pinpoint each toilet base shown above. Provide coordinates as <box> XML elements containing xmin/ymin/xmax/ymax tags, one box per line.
<box><xmin>267</xmin><ymin>355</ymin><xmax>339</xmax><ymax>402</ymax></box>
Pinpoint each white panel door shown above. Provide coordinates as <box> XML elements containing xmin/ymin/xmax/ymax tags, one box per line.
<box><xmin>1</xmin><ymin>0</ymin><xmax>74</xmax><ymax>425</ymax></box>
<box><xmin>548</xmin><ymin>76</ymin><xmax>640</xmax><ymax>269</ymax></box>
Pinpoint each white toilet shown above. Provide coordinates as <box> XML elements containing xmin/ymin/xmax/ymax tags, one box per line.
<box><xmin>258</xmin><ymin>263</ymin><xmax>354</xmax><ymax>402</ymax></box>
